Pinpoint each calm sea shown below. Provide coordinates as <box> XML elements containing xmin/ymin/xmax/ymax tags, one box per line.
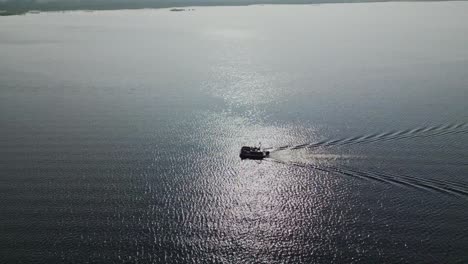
<box><xmin>1</xmin><ymin>2</ymin><xmax>468</xmax><ymax>263</ymax></box>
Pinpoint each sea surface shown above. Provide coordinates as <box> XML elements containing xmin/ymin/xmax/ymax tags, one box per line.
<box><xmin>1</xmin><ymin>2</ymin><xmax>468</xmax><ymax>263</ymax></box>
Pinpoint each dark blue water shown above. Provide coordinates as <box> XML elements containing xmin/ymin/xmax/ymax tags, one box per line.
<box><xmin>1</xmin><ymin>3</ymin><xmax>468</xmax><ymax>263</ymax></box>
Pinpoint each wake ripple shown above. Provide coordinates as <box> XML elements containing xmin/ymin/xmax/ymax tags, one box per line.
<box><xmin>269</xmin><ymin>122</ymin><xmax>468</xmax><ymax>151</ymax></box>
<box><xmin>267</xmin><ymin>159</ymin><xmax>468</xmax><ymax>198</ymax></box>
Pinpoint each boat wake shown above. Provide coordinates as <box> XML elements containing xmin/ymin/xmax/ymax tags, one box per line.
<box><xmin>266</xmin><ymin>159</ymin><xmax>468</xmax><ymax>198</ymax></box>
<box><xmin>268</xmin><ymin>122</ymin><xmax>468</xmax><ymax>152</ymax></box>
<box><xmin>261</xmin><ymin>121</ymin><xmax>468</xmax><ymax>198</ymax></box>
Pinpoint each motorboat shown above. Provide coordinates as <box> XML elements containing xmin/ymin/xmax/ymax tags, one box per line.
<box><xmin>239</xmin><ymin>146</ymin><xmax>269</xmax><ymax>160</ymax></box>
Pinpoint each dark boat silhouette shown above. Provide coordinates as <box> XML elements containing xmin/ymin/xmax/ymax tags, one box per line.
<box><xmin>239</xmin><ymin>146</ymin><xmax>269</xmax><ymax>160</ymax></box>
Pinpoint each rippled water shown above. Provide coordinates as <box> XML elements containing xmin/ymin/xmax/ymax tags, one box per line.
<box><xmin>1</xmin><ymin>2</ymin><xmax>468</xmax><ymax>263</ymax></box>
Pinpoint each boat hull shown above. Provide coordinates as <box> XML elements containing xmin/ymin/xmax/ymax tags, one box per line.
<box><xmin>239</xmin><ymin>149</ymin><xmax>269</xmax><ymax>160</ymax></box>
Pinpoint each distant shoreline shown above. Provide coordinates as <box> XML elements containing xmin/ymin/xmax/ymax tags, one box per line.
<box><xmin>0</xmin><ymin>0</ymin><xmax>463</xmax><ymax>16</ymax></box>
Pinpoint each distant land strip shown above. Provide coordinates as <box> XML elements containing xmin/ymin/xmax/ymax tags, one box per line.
<box><xmin>0</xmin><ymin>0</ymin><xmax>460</xmax><ymax>16</ymax></box>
